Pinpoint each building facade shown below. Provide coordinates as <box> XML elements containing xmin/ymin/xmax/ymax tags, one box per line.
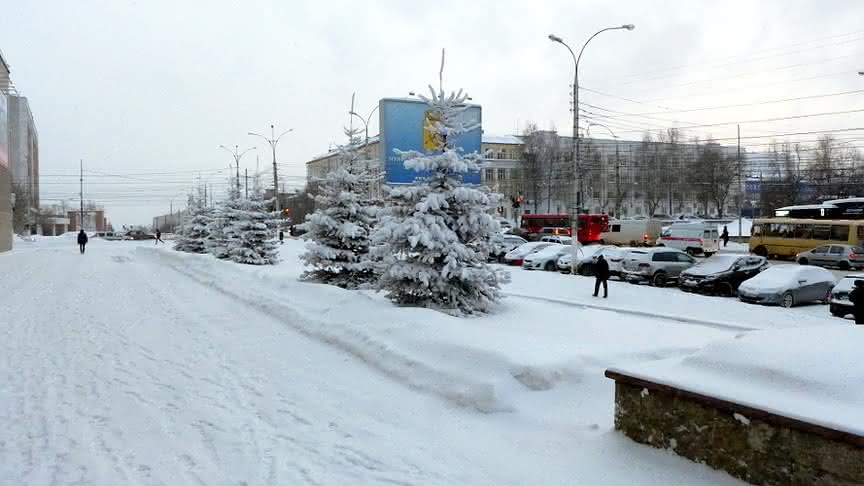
<box><xmin>0</xmin><ymin>52</ymin><xmax>11</xmax><ymax>252</ymax></box>
<box><xmin>8</xmin><ymin>94</ymin><xmax>39</xmax><ymax>234</ymax></box>
<box><xmin>68</xmin><ymin>206</ymin><xmax>109</xmax><ymax>233</ymax></box>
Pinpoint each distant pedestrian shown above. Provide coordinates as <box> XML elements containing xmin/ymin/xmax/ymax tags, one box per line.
<box><xmin>289</xmin><ymin>225</ymin><xmax>296</xmax><ymax>237</ymax></box>
<box><xmin>721</xmin><ymin>226</ymin><xmax>730</xmax><ymax>247</ymax></box>
<box><xmin>850</xmin><ymin>280</ymin><xmax>864</xmax><ymax>325</ymax></box>
<box><xmin>592</xmin><ymin>254</ymin><xmax>610</xmax><ymax>298</ymax></box>
<box><xmin>155</xmin><ymin>229</ymin><xmax>164</xmax><ymax>245</ymax></box>
<box><xmin>279</xmin><ymin>230</ymin><xmax>285</xmax><ymax>245</ymax></box>
<box><xmin>77</xmin><ymin>229</ymin><xmax>88</xmax><ymax>254</ymax></box>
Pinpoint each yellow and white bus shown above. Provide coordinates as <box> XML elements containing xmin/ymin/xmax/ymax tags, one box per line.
<box><xmin>749</xmin><ymin>218</ymin><xmax>864</xmax><ymax>258</ymax></box>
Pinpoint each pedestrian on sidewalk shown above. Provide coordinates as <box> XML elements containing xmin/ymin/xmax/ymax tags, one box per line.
<box><xmin>721</xmin><ymin>226</ymin><xmax>730</xmax><ymax>248</ymax></box>
<box><xmin>155</xmin><ymin>229</ymin><xmax>164</xmax><ymax>245</ymax></box>
<box><xmin>77</xmin><ymin>229</ymin><xmax>88</xmax><ymax>254</ymax></box>
<box><xmin>279</xmin><ymin>229</ymin><xmax>284</xmax><ymax>244</ymax></box>
<box><xmin>850</xmin><ymin>280</ymin><xmax>864</xmax><ymax>325</ymax></box>
<box><xmin>592</xmin><ymin>254</ymin><xmax>610</xmax><ymax>298</ymax></box>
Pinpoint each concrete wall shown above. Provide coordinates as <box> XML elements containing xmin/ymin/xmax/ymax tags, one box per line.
<box><xmin>609</xmin><ymin>373</ymin><xmax>864</xmax><ymax>485</ymax></box>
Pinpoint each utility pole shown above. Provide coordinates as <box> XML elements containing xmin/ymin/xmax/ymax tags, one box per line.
<box><xmin>737</xmin><ymin>124</ymin><xmax>743</xmax><ymax>240</ymax></box>
<box><xmin>79</xmin><ymin>159</ymin><xmax>84</xmax><ymax>231</ymax></box>
<box><xmin>245</xmin><ymin>168</ymin><xmax>249</xmax><ymax>199</ymax></box>
<box><xmin>249</xmin><ymin>124</ymin><xmax>294</xmax><ymax>213</ymax></box>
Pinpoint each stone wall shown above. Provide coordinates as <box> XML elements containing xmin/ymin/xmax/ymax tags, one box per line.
<box><xmin>607</xmin><ymin>371</ymin><xmax>864</xmax><ymax>485</ymax></box>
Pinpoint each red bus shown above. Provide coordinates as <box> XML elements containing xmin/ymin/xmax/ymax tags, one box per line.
<box><xmin>520</xmin><ymin>213</ymin><xmax>609</xmax><ymax>243</ymax></box>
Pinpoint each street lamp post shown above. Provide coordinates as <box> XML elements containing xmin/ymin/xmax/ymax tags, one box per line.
<box><xmin>248</xmin><ymin>125</ymin><xmax>294</xmax><ymax>212</ymax></box>
<box><xmin>549</xmin><ymin>24</ymin><xmax>634</xmax><ymax>272</ymax></box>
<box><xmin>219</xmin><ymin>144</ymin><xmax>256</xmax><ymax>196</ymax></box>
<box><xmin>349</xmin><ymin>105</ymin><xmax>380</xmax><ymax>148</ymax></box>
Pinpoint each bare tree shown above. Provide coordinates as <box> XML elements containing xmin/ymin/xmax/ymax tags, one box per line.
<box><xmin>635</xmin><ymin>133</ymin><xmax>666</xmax><ymax>217</ymax></box>
<box><xmin>656</xmin><ymin>128</ymin><xmax>682</xmax><ymax>216</ymax></box>
<box><xmin>520</xmin><ymin>124</ymin><xmax>561</xmax><ymax>213</ymax></box>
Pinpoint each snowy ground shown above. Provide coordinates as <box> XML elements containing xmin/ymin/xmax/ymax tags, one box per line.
<box><xmin>4</xmin><ymin>235</ymin><xmax>848</xmax><ymax>484</ymax></box>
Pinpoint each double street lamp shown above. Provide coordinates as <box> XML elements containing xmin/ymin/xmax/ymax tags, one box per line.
<box><xmin>248</xmin><ymin>125</ymin><xmax>294</xmax><ymax>212</ymax></box>
<box><xmin>219</xmin><ymin>144</ymin><xmax>256</xmax><ymax>195</ymax></box>
<box><xmin>549</xmin><ymin>24</ymin><xmax>634</xmax><ymax>271</ymax></box>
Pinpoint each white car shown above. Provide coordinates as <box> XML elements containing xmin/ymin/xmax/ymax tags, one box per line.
<box><xmin>504</xmin><ymin>242</ymin><xmax>556</xmax><ymax>266</ymax></box>
<box><xmin>574</xmin><ymin>246</ymin><xmax>637</xmax><ymax>277</ymax></box>
<box><xmin>556</xmin><ymin>245</ymin><xmax>610</xmax><ymax>273</ymax></box>
<box><xmin>489</xmin><ymin>235</ymin><xmax>528</xmax><ymax>262</ymax></box>
<box><xmin>540</xmin><ymin>235</ymin><xmax>573</xmax><ymax>245</ymax></box>
<box><xmin>523</xmin><ymin>244</ymin><xmax>570</xmax><ymax>271</ymax></box>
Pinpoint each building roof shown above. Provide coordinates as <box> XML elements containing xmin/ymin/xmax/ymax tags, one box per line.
<box><xmin>482</xmin><ymin>134</ymin><xmax>523</xmax><ymax>145</ymax></box>
<box><xmin>306</xmin><ymin>135</ymin><xmax>381</xmax><ymax>165</ymax></box>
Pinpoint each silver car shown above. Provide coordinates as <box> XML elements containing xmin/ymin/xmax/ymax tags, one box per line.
<box><xmin>622</xmin><ymin>248</ymin><xmax>696</xmax><ymax>287</ymax></box>
<box><xmin>796</xmin><ymin>244</ymin><xmax>864</xmax><ymax>270</ymax></box>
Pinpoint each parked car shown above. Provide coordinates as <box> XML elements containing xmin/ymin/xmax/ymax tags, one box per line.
<box><xmin>529</xmin><ymin>226</ymin><xmax>571</xmax><ymax>241</ymax></box>
<box><xmin>540</xmin><ymin>235</ymin><xmax>573</xmax><ymax>245</ymax></box>
<box><xmin>679</xmin><ymin>255</ymin><xmax>768</xmax><ymax>296</ymax></box>
<box><xmin>737</xmin><ymin>266</ymin><xmax>836</xmax><ymax>308</ymax></box>
<box><xmin>796</xmin><ymin>244</ymin><xmax>864</xmax><ymax>270</ymax></box>
<box><xmin>489</xmin><ymin>235</ymin><xmax>528</xmax><ymax>262</ymax></box>
<box><xmin>522</xmin><ymin>244</ymin><xmax>570</xmax><ymax>271</ymax></box>
<box><xmin>557</xmin><ymin>245</ymin><xmax>608</xmax><ymax>273</ymax></box>
<box><xmin>600</xmin><ymin>219</ymin><xmax>663</xmax><ymax>246</ymax></box>
<box><xmin>657</xmin><ymin>222</ymin><xmax>719</xmax><ymax>256</ymax></box>
<box><xmin>828</xmin><ymin>274</ymin><xmax>864</xmax><ymax>318</ymax></box>
<box><xmin>504</xmin><ymin>242</ymin><xmax>555</xmax><ymax>266</ymax></box>
<box><xmin>574</xmin><ymin>246</ymin><xmax>635</xmax><ymax>277</ymax></box>
<box><xmin>125</xmin><ymin>230</ymin><xmax>155</xmax><ymax>240</ymax></box>
<box><xmin>621</xmin><ymin>248</ymin><xmax>696</xmax><ymax>286</ymax></box>
<box><xmin>502</xmin><ymin>227</ymin><xmax>531</xmax><ymax>240</ymax></box>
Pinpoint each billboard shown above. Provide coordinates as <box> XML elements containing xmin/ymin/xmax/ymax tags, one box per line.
<box><xmin>379</xmin><ymin>97</ymin><xmax>481</xmax><ymax>184</ymax></box>
<box><xmin>0</xmin><ymin>94</ymin><xmax>7</xmax><ymax>169</ymax></box>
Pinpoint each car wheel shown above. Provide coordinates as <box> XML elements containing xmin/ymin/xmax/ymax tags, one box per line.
<box><xmin>781</xmin><ymin>292</ymin><xmax>794</xmax><ymax>308</ymax></box>
<box><xmin>544</xmin><ymin>261</ymin><xmax>556</xmax><ymax>271</ymax></box>
<box><xmin>753</xmin><ymin>246</ymin><xmax>768</xmax><ymax>257</ymax></box>
<box><xmin>798</xmin><ymin>257</ymin><xmax>808</xmax><ymax>266</ymax></box>
<box><xmin>686</xmin><ymin>248</ymin><xmax>699</xmax><ymax>256</ymax></box>
<box><xmin>651</xmin><ymin>272</ymin><xmax>668</xmax><ymax>287</ymax></box>
<box><xmin>578</xmin><ymin>266</ymin><xmax>592</xmax><ymax>276</ymax></box>
<box><xmin>719</xmin><ymin>282</ymin><xmax>735</xmax><ymax>297</ymax></box>
<box><xmin>830</xmin><ymin>306</ymin><xmax>846</xmax><ymax>318</ymax></box>
<box><xmin>838</xmin><ymin>260</ymin><xmax>850</xmax><ymax>270</ymax></box>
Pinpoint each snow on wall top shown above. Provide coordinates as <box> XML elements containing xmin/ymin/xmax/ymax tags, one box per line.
<box><xmin>481</xmin><ymin>134</ymin><xmax>523</xmax><ymax>145</ymax></box>
<box><xmin>608</xmin><ymin>326</ymin><xmax>864</xmax><ymax>436</ymax></box>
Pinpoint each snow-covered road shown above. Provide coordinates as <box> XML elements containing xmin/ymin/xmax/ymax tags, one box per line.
<box><xmin>0</xmin><ymin>238</ymin><xmax>741</xmax><ymax>485</ymax></box>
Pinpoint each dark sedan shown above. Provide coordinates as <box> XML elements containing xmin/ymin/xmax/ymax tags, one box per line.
<box><xmin>679</xmin><ymin>255</ymin><xmax>767</xmax><ymax>296</ymax></box>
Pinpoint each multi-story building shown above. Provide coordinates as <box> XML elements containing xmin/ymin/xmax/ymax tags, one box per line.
<box><xmin>152</xmin><ymin>210</ymin><xmax>187</xmax><ymax>233</ymax></box>
<box><xmin>0</xmin><ymin>51</ymin><xmax>10</xmax><ymax>251</ymax></box>
<box><xmin>68</xmin><ymin>205</ymin><xmax>110</xmax><ymax>232</ymax></box>
<box><xmin>8</xmin><ymin>93</ymin><xmax>39</xmax><ymax>234</ymax></box>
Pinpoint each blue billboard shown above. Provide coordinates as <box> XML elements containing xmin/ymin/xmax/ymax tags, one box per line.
<box><xmin>379</xmin><ymin>97</ymin><xmax>482</xmax><ymax>184</ymax></box>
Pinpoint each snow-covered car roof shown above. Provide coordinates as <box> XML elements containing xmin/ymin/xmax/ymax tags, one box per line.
<box><xmin>507</xmin><ymin>241</ymin><xmax>553</xmax><ymax>257</ymax></box>
<box><xmin>739</xmin><ymin>265</ymin><xmax>835</xmax><ymax>291</ymax></box>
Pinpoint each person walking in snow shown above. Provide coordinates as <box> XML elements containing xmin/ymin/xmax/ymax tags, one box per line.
<box><xmin>279</xmin><ymin>230</ymin><xmax>284</xmax><ymax>245</ymax></box>
<box><xmin>850</xmin><ymin>280</ymin><xmax>864</xmax><ymax>325</ymax></box>
<box><xmin>77</xmin><ymin>229</ymin><xmax>88</xmax><ymax>254</ymax></box>
<box><xmin>721</xmin><ymin>226</ymin><xmax>730</xmax><ymax>247</ymax></box>
<box><xmin>155</xmin><ymin>229</ymin><xmax>164</xmax><ymax>244</ymax></box>
<box><xmin>592</xmin><ymin>254</ymin><xmax>610</xmax><ymax>298</ymax></box>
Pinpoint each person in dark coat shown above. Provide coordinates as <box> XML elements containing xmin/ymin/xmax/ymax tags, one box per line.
<box><xmin>279</xmin><ymin>230</ymin><xmax>285</xmax><ymax>244</ymax></box>
<box><xmin>850</xmin><ymin>280</ymin><xmax>864</xmax><ymax>325</ymax></box>
<box><xmin>155</xmin><ymin>229</ymin><xmax>164</xmax><ymax>244</ymax></box>
<box><xmin>721</xmin><ymin>226</ymin><xmax>730</xmax><ymax>247</ymax></box>
<box><xmin>592</xmin><ymin>254</ymin><xmax>610</xmax><ymax>298</ymax></box>
<box><xmin>77</xmin><ymin>229</ymin><xmax>88</xmax><ymax>254</ymax></box>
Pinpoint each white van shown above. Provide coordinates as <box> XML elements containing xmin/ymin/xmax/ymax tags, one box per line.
<box><xmin>657</xmin><ymin>222</ymin><xmax>720</xmax><ymax>256</ymax></box>
<box><xmin>600</xmin><ymin>219</ymin><xmax>663</xmax><ymax>246</ymax></box>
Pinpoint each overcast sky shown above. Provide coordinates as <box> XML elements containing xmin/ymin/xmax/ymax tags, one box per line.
<box><xmin>2</xmin><ymin>0</ymin><xmax>863</xmax><ymax>225</ymax></box>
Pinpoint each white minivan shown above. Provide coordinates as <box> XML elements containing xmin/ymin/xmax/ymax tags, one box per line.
<box><xmin>657</xmin><ymin>222</ymin><xmax>720</xmax><ymax>256</ymax></box>
<box><xmin>600</xmin><ymin>219</ymin><xmax>663</xmax><ymax>246</ymax></box>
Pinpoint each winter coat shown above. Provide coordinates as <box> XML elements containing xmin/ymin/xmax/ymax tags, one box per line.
<box><xmin>595</xmin><ymin>256</ymin><xmax>610</xmax><ymax>280</ymax></box>
<box><xmin>77</xmin><ymin>232</ymin><xmax>88</xmax><ymax>245</ymax></box>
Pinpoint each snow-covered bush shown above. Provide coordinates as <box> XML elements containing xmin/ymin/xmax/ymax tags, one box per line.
<box><xmin>223</xmin><ymin>177</ymin><xmax>280</xmax><ymax>265</ymax></box>
<box><xmin>174</xmin><ymin>192</ymin><xmax>210</xmax><ymax>254</ymax></box>
<box><xmin>301</xmin><ymin>128</ymin><xmax>379</xmax><ymax>288</ymax></box>
<box><xmin>373</xmin><ymin>86</ymin><xmax>507</xmax><ymax>315</ymax></box>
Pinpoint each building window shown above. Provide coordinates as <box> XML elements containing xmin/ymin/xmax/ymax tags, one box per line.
<box><xmin>497</xmin><ymin>152</ymin><xmax>505</xmax><ymax>160</ymax></box>
<box><xmin>485</xmin><ymin>168</ymin><xmax>495</xmax><ymax>181</ymax></box>
<box><xmin>593</xmin><ymin>190</ymin><xmax>600</xmax><ymax>199</ymax></box>
<box><xmin>497</xmin><ymin>168</ymin><xmax>507</xmax><ymax>180</ymax></box>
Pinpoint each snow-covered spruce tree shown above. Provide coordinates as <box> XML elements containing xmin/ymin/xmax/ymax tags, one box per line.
<box><xmin>174</xmin><ymin>191</ymin><xmax>211</xmax><ymax>254</ymax></box>
<box><xmin>204</xmin><ymin>182</ymin><xmax>238</xmax><ymax>259</ymax></box>
<box><xmin>300</xmin><ymin>127</ymin><xmax>379</xmax><ymax>288</ymax></box>
<box><xmin>223</xmin><ymin>175</ymin><xmax>280</xmax><ymax>265</ymax></box>
<box><xmin>373</xmin><ymin>85</ymin><xmax>507</xmax><ymax>315</ymax></box>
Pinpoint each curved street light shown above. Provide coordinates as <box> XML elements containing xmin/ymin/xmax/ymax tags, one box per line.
<box><xmin>349</xmin><ymin>105</ymin><xmax>379</xmax><ymax>147</ymax></box>
<box><xmin>549</xmin><ymin>24</ymin><xmax>635</xmax><ymax>272</ymax></box>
